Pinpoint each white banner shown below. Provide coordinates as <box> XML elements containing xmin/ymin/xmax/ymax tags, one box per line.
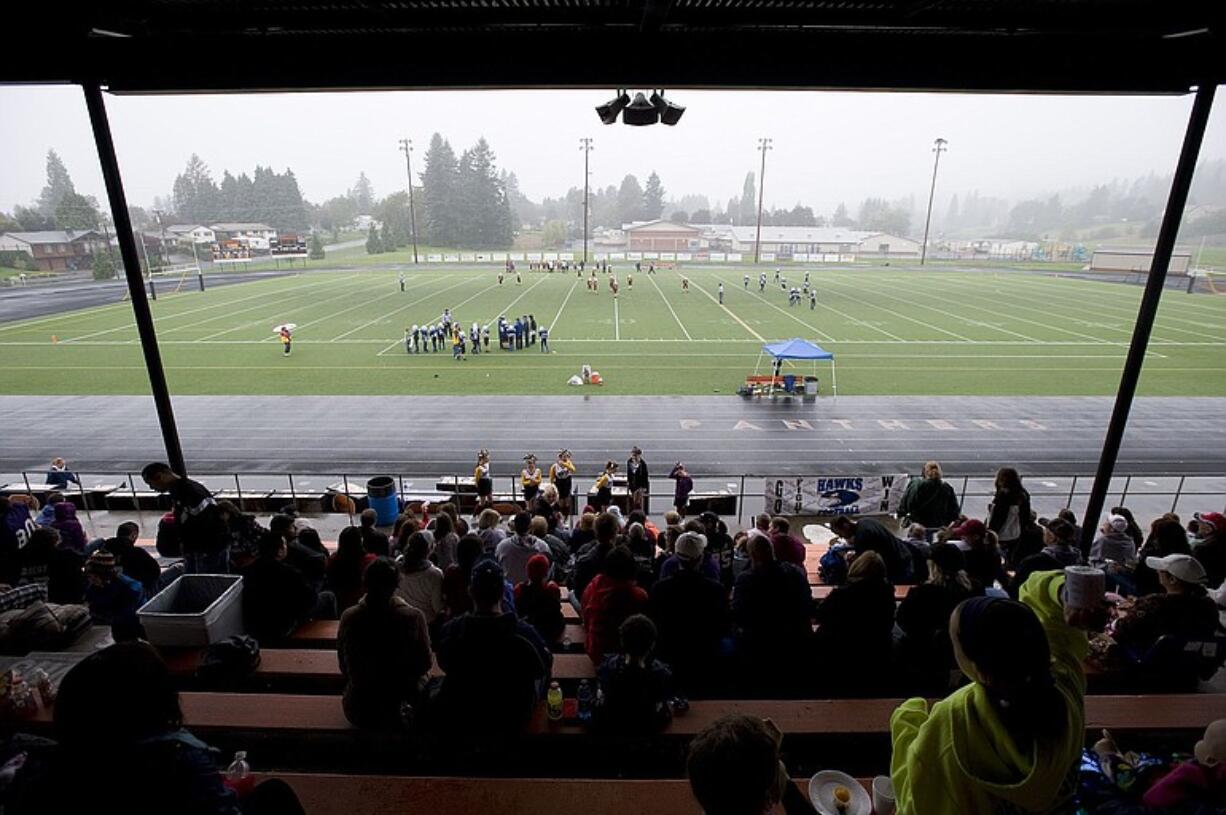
<box><xmin>427</xmin><ymin>254</ymin><xmax>443</xmax><ymax>263</ymax></box>
<box><xmin>491</xmin><ymin>252</ymin><xmax>508</xmax><ymax>261</ymax></box>
<box><xmin>762</xmin><ymin>474</ymin><xmax>907</xmax><ymax>517</ymax></box>
<box><xmin>443</xmin><ymin>254</ymin><xmax>460</xmax><ymax>263</ymax></box>
<box><xmin>761</xmin><ymin>252</ymin><xmax>776</xmax><ymax>262</ymax></box>
<box><xmin>794</xmin><ymin>253</ymin><xmax>810</xmax><ymax>262</ymax></box>
<box><xmin>609</xmin><ymin>252</ymin><xmax>626</xmax><ymax>260</ymax></box>
<box><xmin>660</xmin><ymin>252</ymin><xmax>676</xmax><ymax>261</ymax></box>
<box><xmin>508</xmin><ymin>252</ymin><xmax>525</xmax><ymax>261</ymax></box>
<box><xmin>727</xmin><ymin>252</ymin><xmax>743</xmax><ymax>262</ymax></box>
<box><xmin>709</xmin><ymin>252</ymin><xmax>726</xmax><ymax>262</ymax></box>
<box><xmin>460</xmin><ymin>253</ymin><xmax>476</xmax><ymax>262</ymax></box>
<box><xmin>544</xmin><ymin>252</ymin><xmax>559</xmax><ymax>261</ymax></box>
<box><xmin>527</xmin><ymin>252</ymin><xmax>543</xmax><ymax>261</ymax></box>
<box><xmin>676</xmin><ymin>252</ymin><xmax>692</xmax><ymax>262</ymax></box>
<box><xmin>644</xmin><ymin>251</ymin><xmax>659</xmax><ymax>259</ymax></box>
<box><xmin>559</xmin><ymin>252</ymin><xmax>575</xmax><ymax>261</ymax></box>
<box><xmin>626</xmin><ymin>252</ymin><xmax>643</xmax><ymax>260</ymax></box>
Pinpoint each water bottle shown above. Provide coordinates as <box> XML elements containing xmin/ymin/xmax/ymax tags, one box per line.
<box><xmin>225</xmin><ymin>750</ymin><xmax>255</xmax><ymax>797</ymax></box>
<box><xmin>546</xmin><ymin>681</ymin><xmax>563</xmax><ymax>721</ymax></box>
<box><xmin>577</xmin><ymin>679</ymin><xmax>594</xmax><ymax>723</ymax></box>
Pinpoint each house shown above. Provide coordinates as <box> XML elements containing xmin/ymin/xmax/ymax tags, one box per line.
<box><xmin>623</xmin><ymin>220</ymin><xmax>703</xmax><ymax>252</ymax></box>
<box><xmin>208</xmin><ymin>222</ymin><xmax>277</xmax><ymax>245</ymax></box>
<box><xmin>166</xmin><ymin>224</ymin><xmax>216</xmax><ymax>245</ymax></box>
<box><xmin>704</xmin><ymin>226</ymin><xmax>869</xmax><ymax>256</ymax></box>
<box><xmin>857</xmin><ymin>232</ymin><xmax>921</xmax><ymax>256</ymax></box>
<box><xmin>1091</xmin><ymin>249</ymin><xmax>1192</xmax><ymax>275</ymax></box>
<box><xmin>0</xmin><ymin>229</ymin><xmax>104</xmax><ymax>271</ymax></box>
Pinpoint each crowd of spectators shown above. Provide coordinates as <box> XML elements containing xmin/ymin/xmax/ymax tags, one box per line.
<box><xmin>2</xmin><ymin>457</ymin><xmax>1225</xmax><ymax>814</ymax></box>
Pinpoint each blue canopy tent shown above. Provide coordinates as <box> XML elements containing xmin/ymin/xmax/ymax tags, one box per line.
<box><xmin>755</xmin><ymin>338</ymin><xmax>836</xmax><ymax>396</ymax></box>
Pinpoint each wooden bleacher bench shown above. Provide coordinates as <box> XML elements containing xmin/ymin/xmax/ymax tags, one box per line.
<box><xmin>161</xmin><ymin>648</ymin><xmax>597</xmax><ymax>687</ymax></box>
<box><xmin>289</xmin><ymin>620</ymin><xmax>585</xmax><ymax>649</ymax></box>
<box><xmin>26</xmin><ymin>693</ymin><xmax>1218</xmax><ymax>740</ymax></box>
<box><xmin>259</xmin><ymin>775</ymin><xmax>866</xmax><ymax>815</ymax></box>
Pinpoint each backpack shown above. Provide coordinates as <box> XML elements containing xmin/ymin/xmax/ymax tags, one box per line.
<box><xmin>818</xmin><ymin>544</ymin><xmax>852</xmax><ymax>585</ymax></box>
<box><xmin>195</xmin><ymin>635</ymin><xmax>261</xmax><ymax>689</ymax></box>
<box><xmin>154</xmin><ymin>513</ymin><xmax>181</xmax><ymax>558</ymax></box>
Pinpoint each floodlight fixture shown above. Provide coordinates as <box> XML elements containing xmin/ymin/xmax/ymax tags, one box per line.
<box><xmin>621</xmin><ymin>92</ymin><xmax>659</xmax><ymax>126</ymax></box>
<box><xmin>596</xmin><ymin>90</ymin><xmax>631</xmax><ymax>125</ymax></box>
<box><xmin>650</xmin><ymin>90</ymin><xmax>685</xmax><ymax>126</ymax></box>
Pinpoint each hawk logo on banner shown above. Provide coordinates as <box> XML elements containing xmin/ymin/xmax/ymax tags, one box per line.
<box><xmin>763</xmin><ymin>475</ymin><xmax>907</xmax><ymax>517</ymax></box>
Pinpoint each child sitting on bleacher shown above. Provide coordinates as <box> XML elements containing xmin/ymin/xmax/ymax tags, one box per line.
<box><xmin>514</xmin><ymin>553</ymin><xmax>564</xmax><ymax>644</ymax></box>
<box><xmin>596</xmin><ymin>614</ymin><xmax>674</xmax><ymax>735</ymax></box>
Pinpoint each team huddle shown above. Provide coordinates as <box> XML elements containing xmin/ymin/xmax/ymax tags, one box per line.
<box><xmin>403</xmin><ymin>308</ymin><xmax>550</xmax><ymax>360</ymax></box>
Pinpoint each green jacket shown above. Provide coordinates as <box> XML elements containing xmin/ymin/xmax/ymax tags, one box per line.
<box><xmin>889</xmin><ymin>571</ymin><xmax>1086</xmax><ymax>814</ymax></box>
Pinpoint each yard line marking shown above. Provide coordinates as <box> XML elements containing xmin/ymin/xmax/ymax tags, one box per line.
<box><xmin>613</xmin><ymin>296</ymin><xmax>621</xmax><ymax>340</ymax></box>
<box><xmin>62</xmin><ymin>273</ymin><xmax>353</xmax><ymax>343</ymax></box>
<box><xmin>329</xmin><ymin>275</ymin><xmax>477</xmax><ymax>341</ymax></box>
<box><xmin>174</xmin><ymin>274</ymin><xmax>365</xmax><ymax>339</ymax></box>
<box><xmin>260</xmin><ymin>274</ymin><xmax>437</xmax><ymax>341</ymax></box>
<box><xmin>971</xmin><ymin>273</ymin><xmax>1226</xmax><ymax>342</ymax></box>
<box><xmin>548</xmin><ymin>280</ymin><xmax>580</xmax><ymax>339</ymax></box>
<box><xmin>816</xmin><ymin>276</ymin><xmax>973</xmax><ymax>342</ymax></box>
<box><xmin>840</xmin><ymin>275</ymin><xmax>1042</xmax><ymax>343</ymax></box>
<box><xmin>719</xmin><ymin>276</ymin><xmax>837</xmax><ymax>343</ymax></box>
<box><xmin>693</xmin><ymin>280</ymin><xmax>766</xmax><ymax>342</ymax></box>
<box><xmin>481</xmin><ymin>275</ymin><xmax>551</xmax><ymax>329</ymax></box>
<box><xmin>645</xmin><ymin>270</ymin><xmax>693</xmax><ymax>340</ymax></box>
<box><xmin>912</xmin><ymin>275</ymin><xmax>1126</xmax><ymax>344</ymax></box>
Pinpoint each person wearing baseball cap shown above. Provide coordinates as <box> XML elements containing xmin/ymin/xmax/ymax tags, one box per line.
<box><xmin>84</xmin><ymin>550</ymin><xmax>145</xmax><ymax>641</ymax></box>
<box><xmin>434</xmin><ymin>558</ymin><xmax>552</xmax><ymax>745</ymax></box>
<box><xmin>1039</xmin><ymin>517</ymin><xmax>1082</xmax><ymax>567</ymax></box>
<box><xmin>1192</xmin><ymin>511</ymin><xmax>1226</xmax><ymax>588</ymax></box>
<box><xmin>650</xmin><ymin>531</ymin><xmax>728</xmax><ymax>695</ymax></box>
<box><xmin>1112</xmin><ymin>553</ymin><xmax>1217</xmax><ymax>667</ymax></box>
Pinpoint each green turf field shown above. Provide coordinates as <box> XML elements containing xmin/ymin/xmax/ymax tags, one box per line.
<box><xmin>1</xmin><ymin>263</ymin><xmax>1224</xmax><ymax>396</ymax></box>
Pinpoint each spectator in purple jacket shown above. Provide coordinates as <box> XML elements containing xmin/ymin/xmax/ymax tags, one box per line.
<box><xmin>670</xmin><ymin>463</ymin><xmax>694</xmax><ymax>518</ymax></box>
<box><xmin>51</xmin><ymin>502</ymin><xmax>88</xmax><ymax>553</ymax></box>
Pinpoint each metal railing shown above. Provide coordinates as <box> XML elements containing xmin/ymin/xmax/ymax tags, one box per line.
<box><xmin>3</xmin><ymin>469</ymin><xmax>1223</xmax><ymax>537</ymax></box>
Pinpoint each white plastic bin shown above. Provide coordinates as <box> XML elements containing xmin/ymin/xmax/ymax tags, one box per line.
<box><xmin>138</xmin><ymin>574</ymin><xmax>244</xmax><ymax>647</ymax></box>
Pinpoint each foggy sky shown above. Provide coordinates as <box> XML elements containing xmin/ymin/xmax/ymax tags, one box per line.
<box><xmin>2</xmin><ymin>86</ymin><xmax>1224</xmax><ymax>218</ymax></box>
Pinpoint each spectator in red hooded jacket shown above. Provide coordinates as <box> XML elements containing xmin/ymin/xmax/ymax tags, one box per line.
<box><xmin>514</xmin><ymin>553</ymin><xmax>564</xmax><ymax>644</ymax></box>
<box><xmin>582</xmin><ymin>546</ymin><xmax>649</xmax><ymax>664</ymax></box>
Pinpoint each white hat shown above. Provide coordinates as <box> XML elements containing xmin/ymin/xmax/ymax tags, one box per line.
<box><xmin>1107</xmin><ymin>514</ymin><xmax>1129</xmax><ymax>533</ymax></box>
<box><xmin>1145</xmin><ymin>553</ymin><xmax>1207</xmax><ymax>584</ymax></box>
<box><xmin>675</xmin><ymin>532</ymin><xmax>708</xmax><ymax>561</ymax></box>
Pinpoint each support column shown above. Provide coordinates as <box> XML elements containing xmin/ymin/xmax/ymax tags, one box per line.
<box><xmin>1080</xmin><ymin>83</ymin><xmax>1215</xmax><ymax>553</ymax></box>
<box><xmin>82</xmin><ymin>83</ymin><xmax>187</xmax><ymax>475</ymax></box>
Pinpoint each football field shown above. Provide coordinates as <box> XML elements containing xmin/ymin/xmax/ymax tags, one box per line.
<box><xmin>1</xmin><ymin>263</ymin><xmax>1224</xmax><ymax>396</ymax></box>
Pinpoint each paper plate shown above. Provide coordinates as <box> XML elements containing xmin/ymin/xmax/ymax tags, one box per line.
<box><xmin>809</xmin><ymin>770</ymin><xmax>871</xmax><ymax>815</ymax></box>
<box><xmin>272</xmin><ymin>322</ymin><xmax>297</xmax><ymax>333</ymax></box>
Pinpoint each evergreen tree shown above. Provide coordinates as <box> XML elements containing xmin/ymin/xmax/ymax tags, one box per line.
<box><xmin>172</xmin><ymin>154</ymin><xmax>221</xmax><ymax>224</ymax></box>
<box><xmin>670</xmin><ymin>210</ymin><xmax>689</xmax><ymax>223</ymax></box>
<box><xmin>349</xmin><ymin>172</ymin><xmax>375</xmax><ymax>215</ymax></box>
<box><xmin>945</xmin><ymin>194</ymin><xmax>960</xmax><ymax>231</ymax></box>
<box><xmin>380</xmin><ymin>219</ymin><xmax>395</xmax><ymax>250</ymax></box>
<box><xmin>54</xmin><ymin>191</ymin><xmax>100</xmax><ymax>230</ymax></box>
<box><xmin>365</xmin><ymin>223</ymin><xmax>383</xmax><ymax>254</ymax></box>
<box><xmin>421</xmin><ymin>133</ymin><xmax>460</xmax><ymax>247</ymax></box>
<box><xmin>37</xmin><ymin>149</ymin><xmax>77</xmax><ymax>217</ymax></box>
<box><xmin>13</xmin><ymin>205</ymin><xmax>54</xmax><ymax>231</ymax></box>
<box><xmin>617</xmin><ymin>175</ymin><xmax>644</xmax><ymax>226</ymax></box>
<box><xmin>308</xmin><ymin>232</ymin><xmax>325</xmax><ymax>259</ymax></box>
<box><xmin>642</xmin><ymin>172</ymin><xmax>665</xmax><ymax>220</ymax></box>
<box><xmin>831</xmin><ymin>202</ymin><xmax>854</xmax><ymax>227</ymax></box>
<box><xmin>691</xmin><ymin>208</ymin><xmax>711</xmax><ymax>223</ymax></box>
<box><xmin>739</xmin><ymin>173</ymin><xmax>756</xmax><ymax>226</ymax></box>
<box><xmin>275</xmin><ymin>168</ymin><xmax>308</xmax><ymax>230</ymax></box>
<box><xmin>91</xmin><ymin>250</ymin><xmax>116</xmax><ymax>280</ymax></box>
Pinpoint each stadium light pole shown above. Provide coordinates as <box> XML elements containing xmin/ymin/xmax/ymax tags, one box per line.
<box><xmin>580</xmin><ymin>137</ymin><xmax>593</xmax><ymax>264</ymax></box>
<box><xmin>82</xmin><ymin>82</ymin><xmax>186</xmax><ymax>476</ymax></box>
<box><xmin>920</xmin><ymin>137</ymin><xmax>947</xmax><ymax>266</ymax></box>
<box><xmin>398</xmin><ymin>138</ymin><xmax>420</xmax><ymax>264</ymax></box>
<box><xmin>753</xmin><ymin>137</ymin><xmax>772</xmax><ymax>264</ymax></box>
<box><xmin>1079</xmin><ymin>83</ymin><xmax>1215</xmax><ymax>555</ymax></box>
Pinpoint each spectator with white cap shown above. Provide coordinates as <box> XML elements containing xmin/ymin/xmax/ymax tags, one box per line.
<box><xmin>1090</xmin><ymin>513</ymin><xmax>1139</xmax><ymax>568</ymax></box>
<box><xmin>1111</xmin><ymin>553</ymin><xmax>1217</xmax><ymax>660</ymax></box>
<box><xmin>648</xmin><ymin>530</ymin><xmax>730</xmax><ymax>695</ymax></box>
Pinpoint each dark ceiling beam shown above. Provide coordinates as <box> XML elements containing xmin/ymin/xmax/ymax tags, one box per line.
<box><xmin>24</xmin><ymin>28</ymin><xmax>1214</xmax><ymax>94</ymax></box>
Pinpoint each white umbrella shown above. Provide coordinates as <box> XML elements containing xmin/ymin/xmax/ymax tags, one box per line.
<box><xmin>272</xmin><ymin>322</ymin><xmax>297</xmax><ymax>334</ymax></box>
